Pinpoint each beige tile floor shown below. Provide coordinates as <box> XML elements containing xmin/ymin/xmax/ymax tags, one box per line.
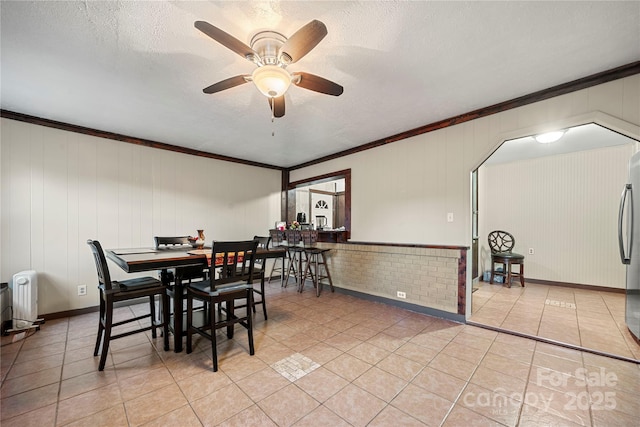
<box><xmin>470</xmin><ymin>281</ymin><xmax>640</xmax><ymax>362</ymax></box>
<box><xmin>1</xmin><ymin>281</ymin><xmax>639</xmax><ymax>426</ymax></box>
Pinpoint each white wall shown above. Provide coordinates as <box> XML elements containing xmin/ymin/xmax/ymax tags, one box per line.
<box><xmin>0</xmin><ymin>118</ymin><xmax>282</xmax><ymax>315</ymax></box>
<box><xmin>479</xmin><ymin>144</ymin><xmax>634</xmax><ymax>288</ymax></box>
<box><xmin>290</xmin><ymin>75</ymin><xmax>640</xmax><ymax>299</ymax></box>
<box><xmin>291</xmin><ymin>75</ymin><xmax>640</xmax><ymax>244</ymax></box>
<box><xmin>2</xmin><ymin>75</ymin><xmax>639</xmax><ymax>315</ymax></box>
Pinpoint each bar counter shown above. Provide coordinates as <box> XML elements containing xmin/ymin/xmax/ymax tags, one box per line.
<box><xmin>317</xmin><ymin>230</ymin><xmax>349</xmax><ymax>243</ymax></box>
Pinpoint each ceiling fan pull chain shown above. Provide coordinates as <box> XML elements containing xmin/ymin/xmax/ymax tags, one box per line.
<box><xmin>271</xmin><ymin>98</ymin><xmax>275</xmax><ymax>136</ymax></box>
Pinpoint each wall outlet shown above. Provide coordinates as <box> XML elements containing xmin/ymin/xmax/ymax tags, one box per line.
<box><xmin>397</xmin><ymin>291</ymin><xmax>407</xmax><ymax>299</ymax></box>
<box><xmin>447</xmin><ymin>213</ymin><xmax>454</xmax><ymax>222</ymax></box>
<box><xmin>528</xmin><ymin>248</ymin><xmax>534</xmax><ymax>255</ymax></box>
<box><xmin>77</xmin><ymin>285</ymin><xmax>87</xmax><ymax>296</ymax></box>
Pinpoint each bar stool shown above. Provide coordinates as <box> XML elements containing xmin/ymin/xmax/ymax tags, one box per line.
<box><xmin>488</xmin><ymin>230</ymin><xmax>525</xmax><ymax>288</ymax></box>
<box><xmin>268</xmin><ymin>229</ymin><xmax>287</xmax><ymax>286</ymax></box>
<box><xmin>284</xmin><ymin>229</ymin><xmax>305</xmax><ymax>287</ymax></box>
<box><xmin>299</xmin><ymin>230</ymin><xmax>334</xmax><ymax>296</ymax></box>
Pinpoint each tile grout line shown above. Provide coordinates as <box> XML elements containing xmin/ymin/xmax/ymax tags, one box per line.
<box><xmin>3</xmin><ymin>285</ymin><xmax>638</xmax><ymax>426</ymax></box>
<box><xmin>444</xmin><ymin>327</ymin><xmax>519</xmax><ymax>426</ymax></box>
<box><xmin>437</xmin><ymin>330</ymin><xmax>495</xmax><ymax>427</ymax></box>
<box><xmin>54</xmin><ymin>317</ymin><xmax>71</xmax><ymax>427</ymax></box>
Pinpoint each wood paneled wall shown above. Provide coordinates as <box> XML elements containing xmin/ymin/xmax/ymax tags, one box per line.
<box><xmin>479</xmin><ymin>144</ymin><xmax>634</xmax><ymax>288</ymax></box>
<box><xmin>0</xmin><ymin>119</ymin><xmax>282</xmax><ymax>315</ymax></box>
<box><xmin>290</xmin><ymin>75</ymin><xmax>640</xmax><ymax>248</ymax></box>
<box><xmin>2</xmin><ymin>73</ymin><xmax>640</xmax><ymax>317</ymax></box>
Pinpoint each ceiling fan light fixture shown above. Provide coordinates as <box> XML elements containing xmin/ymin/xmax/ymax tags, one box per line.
<box><xmin>535</xmin><ymin>130</ymin><xmax>566</xmax><ymax>144</ymax></box>
<box><xmin>196</xmin><ymin>20</ymin><xmax>341</xmax><ymax>118</ymax></box>
<box><xmin>252</xmin><ymin>65</ymin><xmax>291</xmax><ymax>98</ymax></box>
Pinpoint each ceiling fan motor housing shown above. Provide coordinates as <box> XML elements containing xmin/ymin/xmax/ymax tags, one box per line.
<box><xmin>250</xmin><ymin>31</ymin><xmax>288</xmax><ymax>66</ymax></box>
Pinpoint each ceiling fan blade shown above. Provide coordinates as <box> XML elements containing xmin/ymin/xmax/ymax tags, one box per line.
<box><xmin>269</xmin><ymin>96</ymin><xmax>285</xmax><ymax>118</ymax></box>
<box><xmin>293</xmin><ymin>72</ymin><xmax>343</xmax><ymax>96</ymax></box>
<box><xmin>203</xmin><ymin>75</ymin><xmax>250</xmax><ymax>94</ymax></box>
<box><xmin>279</xmin><ymin>20</ymin><xmax>327</xmax><ymax>64</ymax></box>
<box><xmin>195</xmin><ymin>21</ymin><xmax>257</xmax><ymax>61</ymax></box>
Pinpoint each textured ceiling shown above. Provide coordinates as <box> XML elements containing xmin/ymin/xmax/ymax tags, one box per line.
<box><xmin>1</xmin><ymin>1</ymin><xmax>639</xmax><ymax>168</ymax></box>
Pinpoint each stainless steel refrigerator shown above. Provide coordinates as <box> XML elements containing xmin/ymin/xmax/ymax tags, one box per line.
<box><xmin>619</xmin><ymin>150</ymin><xmax>640</xmax><ymax>341</ymax></box>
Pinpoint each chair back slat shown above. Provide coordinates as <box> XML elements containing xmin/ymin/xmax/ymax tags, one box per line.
<box><xmin>211</xmin><ymin>240</ymin><xmax>258</xmax><ymax>290</ymax></box>
<box><xmin>253</xmin><ymin>235</ymin><xmax>271</xmax><ymax>249</ymax></box>
<box><xmin>86</xmin><ymin>239</ymin><xmax>113</xmax><ymax>291</ymax></box>
<box><xmin>154</xmin><ymin>236</ymin><xmax>191</xmax><ymax>249</ymax></box>
<box><xmin>285</xmin><ymin>229</ymin><xmax>302</xmax><ymax>246</ymax></box>
<box><xmin>300</xmin><ymin>230</ymin><xmax>318</xmax><ymax>247</ymax></box>
<box><xmin>269</xmin><ymin>229</ymin><xmax>285</xmax><ymax>246</ymax></box>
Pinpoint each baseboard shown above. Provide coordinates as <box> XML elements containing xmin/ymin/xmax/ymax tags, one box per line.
<box><xmin>480</xmin><ymin>277</ymin><xmax>625</xmax><ymax>294</ymax></box>
<box><xmin>40</xmin><ymin>298</ymin><xmax>152</xmax><ymax>321</ymax></box>
<box><xmin>334</xmin><ymin>286</ymin><xmax>465</xmax><ymax>324</ymax></box>
<box><xmin>41</xmin><ymin>290</ymin><xmax>466</xmax><ymax>325</ymax></box>
<box><xmin>524</xmin><ymin>278</ymin><xmax>625</xmax><ymax>293</ymax></box>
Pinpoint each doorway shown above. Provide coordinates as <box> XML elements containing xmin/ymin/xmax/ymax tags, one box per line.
<box><xmin>470</xmin><ymin>122</ymin><xmax>640</xmax><ymax>362</ymax></box>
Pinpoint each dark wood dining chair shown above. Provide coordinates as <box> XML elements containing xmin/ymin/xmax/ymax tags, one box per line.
<box><xmin>267</xmin><ymin>229</ymin><xmax>286</xmax><ymax>285</ymax></box>
<box><xmin>154</xmin><ymin>236</ymin><xmax>208</xmax><ymax>284</ymax></box>
<box><xmin>300</xmin><ymin>230</ymin><xmax>334</xmax><ymax>296</ymax></box>
<box><xmin>154</xmin><ymin>235</ymin><xmax>209</xmax><ymax>316</ymax></box>
<box><xmin>234</xmin><ymin>236</ymin><xmax>271</xmax><ymax>319</ymax></box>
<box><xmin>488</xmin><ymin>230</ymin><xmax>525</xmax><ymax>288</ymax></box>
<box><xmin>186</xmin><ymin>239</ymin><xmax>258</xmax><ymax>372</ymax></box>
<box><xmin>154</xmin><ymin>235</ymin><xmax>191</xmax><ymax>248</ymax></box>
<box><xmin>87</xmin><ymin>239</ymin><xmax>170</xmax><ymax>371</ymax></box>
<box><xmin>251</xmin><ymin>235</ymin><xmax>271</xmax><ymax>319</ymax></box>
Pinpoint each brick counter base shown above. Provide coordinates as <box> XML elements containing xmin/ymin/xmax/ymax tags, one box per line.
<box><xmin>317</xmin><ymin>242</ymin><xmax>467</xmax><ymax>315</ymax></box>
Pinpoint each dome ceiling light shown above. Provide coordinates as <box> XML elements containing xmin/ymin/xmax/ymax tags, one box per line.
<box><xmin>535</xmin><ymin>130</ymin><xmax>566</xmax><ymax>143</ymax></box>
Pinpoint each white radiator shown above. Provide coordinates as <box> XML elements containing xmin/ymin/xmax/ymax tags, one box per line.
<box><xmin>12</xmin><ymin>270</ymin><xmax>38</xmax><ymax>329</ymax></box>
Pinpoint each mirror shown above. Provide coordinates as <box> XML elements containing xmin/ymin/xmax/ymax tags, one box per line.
<box><xmin>470</xmin><ymin>123</ymin><xmax>640</xmax><ymax>362</ymax></box>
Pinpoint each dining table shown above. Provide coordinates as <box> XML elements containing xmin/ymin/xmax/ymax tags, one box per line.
<box><xmin>105</xmin><ymin>245</ymin><xmax>286</xmax><ymax>352</ymax></box>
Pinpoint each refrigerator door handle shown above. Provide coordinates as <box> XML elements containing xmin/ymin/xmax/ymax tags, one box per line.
<box><xmin>618</xmin><ymin>183</ymin><xmax>632</xmax><ymax>265</ymax></box>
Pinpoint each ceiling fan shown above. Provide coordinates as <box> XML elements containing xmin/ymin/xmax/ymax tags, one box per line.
<box><xmin>195</xmin><ymin>19</ymin><xmax>343</xmax><ymax>118</ymax></box>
